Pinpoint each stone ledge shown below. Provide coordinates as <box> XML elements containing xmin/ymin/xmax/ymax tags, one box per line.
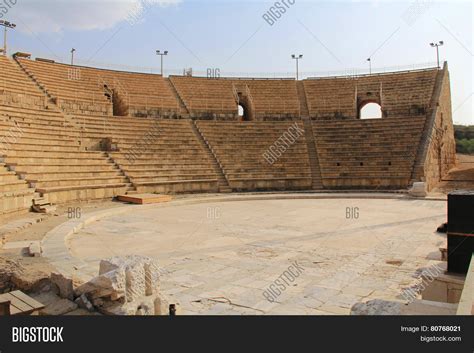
<box><xmin>457</xmin><ymin>255</ymin><xmax>474</xmax><ymax>315</ymax></box>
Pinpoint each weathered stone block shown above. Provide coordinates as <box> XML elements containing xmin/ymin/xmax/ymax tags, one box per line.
<box><xmin>75</xmin><ymin>256</ymin><xmax>177</xmax><ymax>315</ymax></box>
<box><xmin>76</xmin><ymin>267</ymin><xmax>126</xmax><ymax>300</ymax></box>
<box><xmin>409</xmin><ymin>182</ymin><xmax>427</xmax><ymax>197</ymax></box>
<box><xmin>51</xmin><ymin>272</ymin><xmax>74</xmax><ymax>301</ymax></box>
<box><xmin>153</xmin><ymin>295</ymin><xmax>169</xmax><ymax>316</ymax></box>
<box><xmin>125</xmin><ymin>261</ymin><xmax>146</xmax><ymax>302</ymax></box>
<box><xmin>75</xmin><ymin>294</ymin><xmax>95</xmax><ymax>312</ymax></box>
<box><xmin>144</xmin><ymin>261</ymin><xmax>161</xmax><ymax>296</ymax></box>
<box><xmin>27</xmin><ymin>242</ymin><xmax>42</xmax><ymax>257</ymax></box>
<box><xmin>40</xmin><ymin>298</ymin><xmax>78</xmax><ymax>316</ymax></box>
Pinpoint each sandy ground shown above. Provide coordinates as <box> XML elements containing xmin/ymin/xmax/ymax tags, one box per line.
<box><xmin>0</xmin><ymin>200</ymin><xmax>126</xmax><ymax>292</ymax></box>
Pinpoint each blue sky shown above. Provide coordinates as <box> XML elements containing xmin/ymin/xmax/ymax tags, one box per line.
<box><xmin>3</xmin><ymin>0</ymin><xmax>473</xmax><ymax>124</ymax></box>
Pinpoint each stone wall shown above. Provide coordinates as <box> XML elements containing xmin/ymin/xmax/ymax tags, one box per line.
<box><xmin>0</xmin><ymin>91</ymin><xmax>46</xmax><ymax>110</ymax></box>
<box><xmin>59</xmin><ymin>98</ymin><xmax>112</xmax><ymax>116</ymax></box>
<box><xmin>420</xmin><ymin>65</ymin><xmax>457</xmax><ymax>191</ymax></box>
<box><xmin>0</xmin><ymin>190</ymin><xmax>34</xmax><ymax>221</ymax></box>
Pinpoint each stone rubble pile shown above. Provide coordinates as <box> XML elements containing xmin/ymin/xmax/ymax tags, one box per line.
<box><xmin>75</xmin><ymin>255</ymin><xmax>178</xmax><ymax>315</ymax></box>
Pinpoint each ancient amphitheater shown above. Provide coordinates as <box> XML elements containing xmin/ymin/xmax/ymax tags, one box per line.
<box><xmin>0</xmin><ymin>53</ymin><xmax>472</xmax><ymax>316</ymax></box>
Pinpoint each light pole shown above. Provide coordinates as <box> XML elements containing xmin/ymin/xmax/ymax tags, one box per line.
<box><xmin>70</xmin><ymin>48</ymin><xmax>76</xmax><ymax>66</ymax></box>
<box><xmin>0</xmin><ymin>20</ymin><xmax>16</xmax><ymax>56</ymax></box>
<box><xmin>156</xmin><ymin>50</ymin><xmax>168</xmax><ymax>76</ymax></box>
<box><xmin>291</xmin><ymin>54</ymin><xmax>303</xmax><ymax>80</ymax></box>
<box><xmin>367</xmin><ymin>57</ymin><xmax>371</xmax><ymax>74</ymax></box>
<box><xmin>430</xmin><ymin>41</ymin><xmax>444</xmax><ymax>69</ymax></box>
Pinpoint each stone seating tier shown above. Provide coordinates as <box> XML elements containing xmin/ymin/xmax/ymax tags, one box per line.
<box><xmin>16</xmin><ymin>58</ymin><xmax>181</xmax><ymax>116</ymax></box>
<box><xmin>312</xmin><ymin>116</ymin><xmax>426</xmax><ymax>188</ymax></box>
<box><xmin>68</xmin><ymin>114</ymin><xmax>219</xmax><ymax>194</ymax></box>
<box><xmin>304</xmin><ymin>69</ymin><xmax>437</xmax><ymax>119</ymax></box>
<box><xmin>0</xmin><ymin>162</ymin><xmax>35</xmax><ymax>219</ymax></box>
<box><xmin>0</xmin><ymin>106</ymin><xmax>132</xmax><ymax>204</ymax></box>
<box><xmin>196</xmin><ymin>121</ymin><xmax>312</xmax><ymax>191</ymax></box>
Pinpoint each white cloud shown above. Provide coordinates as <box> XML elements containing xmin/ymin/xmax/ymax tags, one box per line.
<box><xmin>7</xmin><ymin>0</ymin><xmax>180</xmax><ymax>33</ymax></box>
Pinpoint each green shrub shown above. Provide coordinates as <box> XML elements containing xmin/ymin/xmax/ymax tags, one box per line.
<box><xmin>455</xmin><ymin>125</ymin><xmax>474</xmax><ymax>155</ymax></box>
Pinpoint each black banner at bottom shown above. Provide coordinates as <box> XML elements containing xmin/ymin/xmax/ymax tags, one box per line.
<box><xmin>0</xmin><ymin>316</ymin><xmax>472</xmax><ymax>352</ymax></box>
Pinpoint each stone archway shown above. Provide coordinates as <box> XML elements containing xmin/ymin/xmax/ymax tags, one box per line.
<box><xmin>237</xmin><ymin>93</ymin><xmax>254</xmax><ymax>121</ymax></box>
<box><xmin>358</xmin><ymin>100</ymin><xmax>382</xmax><ymax>119</ymax></box>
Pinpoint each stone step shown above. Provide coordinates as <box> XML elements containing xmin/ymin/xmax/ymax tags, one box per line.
<box><xmin>33</xmin><ymin>176</ymin><xmax>127</xmax><ymax>188</ymax></box>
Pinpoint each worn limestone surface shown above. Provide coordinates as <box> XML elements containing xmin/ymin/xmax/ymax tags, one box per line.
<box><xmin>64</xmin><ymin>198</ymin><xmax>447</xmax><ymax>315</ymax></box>
<box><xmin>351</xmin><ymin>299</ymin><xmax>403</xmax><ymax>315</ymax></box>
<box><xmin>51</xmin><ymin>272</ymin><xmax>75</xmax><ymax>300</ymax></box>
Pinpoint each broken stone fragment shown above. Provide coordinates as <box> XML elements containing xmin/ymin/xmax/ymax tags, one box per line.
<box><xmin>98</xmin><ymin>255</ymin><xmax>160</xmax><ymax>301</ymax></box>
<box><xmin>154</xmin><ymin>295</ymin><xmax>169</xmax><ymax>315</ymax></box>
<box><xmin>76</xmin><ymin>268</ymin><xmax>126</xmax><ymax>300</ymax></box>
<box><xmin>125</xmin><ymin>261</ymin><xmax>146</xmax><ymax>302</ymax></box>
<box><xmin>99</xmin><ymin>255</ymin><xmax>157</xmax><ymax>275</ymax></box>
<box><xmin>27</xmin><ymin>242</ymin><xmax>42</xmax><ymax>257</ymax></box>
<box><xmin>75</xmin><ymin>255</ymin><xmax>176</xmax><ymax>315</ymax></box>
<box><xmin>40</xmin><ymin>298</ymin><xmax>78</xmax><ymax>316</ymax></box>
<box><xmin>75</xmin><ymin>294</ymin><xmax>94</xmax><ymax>312</ymax></box>
<box><xmin>144</xmin><ymin>261</ymin><xmax>161</xmax><ymax>296</ymax></box>
<box><xmin>50</xmin><ymin>272</ymin><xmax>74</xmax><ymax>301</ymax></box>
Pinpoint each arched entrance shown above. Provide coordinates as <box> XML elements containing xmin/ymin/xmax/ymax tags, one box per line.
<box><xmin>237</xmin><ymin>94</ymin><xmax>253</xmax><ymax>121</ymax></box>
<box><xmin>238</xmin><ymin>104</ymin><xmax>245</xmax><ymax>119</ymax></box>
<box><xmin>358</xmin><ymin>101</ymin><xmax>382</xmax><ymax>119</ymax></box>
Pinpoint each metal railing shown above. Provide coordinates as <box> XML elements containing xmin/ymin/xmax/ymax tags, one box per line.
<box><xmin>34</xmin><ymin>55</ymin><xmax>439</xmax><ymax>80</ymax></box>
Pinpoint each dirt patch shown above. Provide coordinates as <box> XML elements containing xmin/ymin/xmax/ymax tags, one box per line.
<box><xmin>0</xmin><ymin>200</ymin><xmax>125</xmax><ymax>293</ymax></box>
<box><xmin>2</xmin><ymin>200</ymin><xmax>123</xmax><ymax>244</ymax></box>
<box><xmin>0</xmin><ymin>255</ymin><xmax>52</xmax><ymax>293</ymax></box>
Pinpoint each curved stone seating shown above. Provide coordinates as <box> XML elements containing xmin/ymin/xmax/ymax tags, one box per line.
<box><xmin>16</xmin><ymin>58</ymin><xmax>181</xmax><ymax>117</ymax></box>
<box><xmin>312</xmin><ymin>116</ymin><xmax>426</xmax><ymax>189</ymax></box>
<box><xmin>304</xmin><ymin>69</ymin><xmax>438</xmax><ymax>119</ymax></box>
<box><xmin>233</xmin><ymin>79</ymin><xmax>300</xmax><ymax>119</ymax></box>
<box><xmin>17</xmin><ymin>58</ymin><xmax>112</xmax><ymax>115</ymax></box>
<box><xmin>68</xmin><ymin>114</ymin><xmax>219</xmax><ymax>194</ymax></box>
<box><xmin>0</xmin><ymin>163</ymin><xmax>34</xmax><ymax>219</ymax></box>
<box><xmin>0</xmin><ymin>105</ymin><xmax>130</xmax><ymax>204</ymax></box>
<box><xmin>169</xmin><ymin>76</ymin><xmax>237</xmax><ymax>118</ymax></box>
<box><xmin>0</xmin><ymin>56</ymin><xmax>46</xmax><ymax>110</ymax></box>
<box><xmin>0</xmin><ymin>55</ymin><xmax>452</xmax><ymax>202</ymax></box>
<box><xmin>196</xmin><ymin>121</ymin><xmax>312</xmax><ymax>191</ymax></box>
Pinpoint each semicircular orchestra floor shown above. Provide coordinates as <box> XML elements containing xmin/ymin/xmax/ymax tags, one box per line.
<box><xmin>67</xmin><ymin>197</ymin><xmax>447</xmax><ymax>315</ymax></box>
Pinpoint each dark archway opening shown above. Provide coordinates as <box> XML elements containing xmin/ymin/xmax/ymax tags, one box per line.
<box><xmin>237</xmin><ymin>94</ymin><xmax>252</xmax><ymax>121</ymax></box>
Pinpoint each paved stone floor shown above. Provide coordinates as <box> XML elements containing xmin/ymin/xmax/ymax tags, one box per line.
<box><xmin>66</xmin><ymin>197</ymin><xmax>447</xmax><ymax>315</ymax></box>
